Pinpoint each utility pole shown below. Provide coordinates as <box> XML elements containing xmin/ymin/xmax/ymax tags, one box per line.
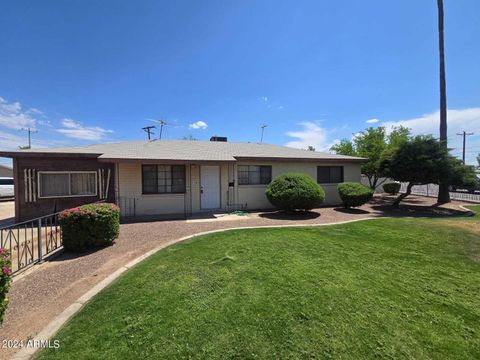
<box><xmin>260</xmin><ymin>124</ymin><xmax>267</xmax><ymax>143</ymax></box>
<box><xmin>142</xmin><ymin>126</ymin><xmax>156</xmax><ymax>140</ymax></box>
<box><xmin>20</xmin><ymin>127</ymin><xmax>38</xmax><ymax>149</ymax></box>
<box><xmin>457</xmin><ymin>131</ymin><xmax>474</xmax><ymax>164</ymax></box>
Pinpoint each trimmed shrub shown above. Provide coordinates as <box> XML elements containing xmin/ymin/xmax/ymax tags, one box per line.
<box><xmin>0</xmin><ymin>248</ymin><xmax>12</xmax><ymax>324</ymax></box>
<box><xmin>266</xmin><ymin>173</ymin><xmax>325</xmax><ymax>211</ymax></box>
<box><xmin>337</xmin><ymin>182</ymin><xmax>374</xmax><ymax>208</ymax></box>
<box><xmin>59</xmin><ymin>203</ymin><xmax>120</xmax><ymax>252</ymax></box>
<box><xmin>383</xmin><ymin>182</ymin><xmax>401</xmax><ymax>195</ymax></box>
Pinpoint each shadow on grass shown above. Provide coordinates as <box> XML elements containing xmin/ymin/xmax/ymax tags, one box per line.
<box><xmin>258</xmin><ymin>210</ymin><xmax>320</xmax><ymax>221</ymax></box>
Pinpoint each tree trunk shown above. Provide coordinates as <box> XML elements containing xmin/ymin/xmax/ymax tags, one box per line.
<box><xmin>437</xmin><ymin>0</ymin><xmax>451</xmax><ymax>204</ymax></box>
<box><xmin>393</xmin><ymin>182</ymin><xmax>413</xmax><ymax>208</ymax></box>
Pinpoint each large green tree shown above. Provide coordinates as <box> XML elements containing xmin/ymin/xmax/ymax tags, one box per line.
<box><xmin>380</xmin><ymin>136</ymin><xmax>476</xmax><ymax>207</ymax></box>
<box><xmin>330</xmin><ymin>126</ymin><xmax>411</xmax><ymax>189</ymax></box>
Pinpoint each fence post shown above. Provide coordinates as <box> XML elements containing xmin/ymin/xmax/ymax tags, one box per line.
<box><xmin>37</xmin><ymin>218</ymin><xmax>42</xmax><ymax>262</ymax></box>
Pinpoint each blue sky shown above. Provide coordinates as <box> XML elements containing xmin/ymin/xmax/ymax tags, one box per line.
<box><xmin>1</xmin><ymin>0</ymin><xmax>480</xmax><ymax>167</ymax></box>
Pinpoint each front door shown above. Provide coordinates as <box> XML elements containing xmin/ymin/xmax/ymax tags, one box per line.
<box><xmin>200</xmin><ymin>165</ymin><xmax>220</xmax><ymax>209</ymax></box>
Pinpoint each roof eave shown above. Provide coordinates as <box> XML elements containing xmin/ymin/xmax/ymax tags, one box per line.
<box><xmin>233</xmin><ymin>156</ymin><xmax>368</xmax><ymax>163</ymax></box>
<box><xmin>0</xmin><ymin>151</ymin><xmax>102</xmax><ymax>159</ymax></box>
<box><xmin>98</xmin><ymin>157</ymin><xmax>236</xmax><ymax>163</ymax></box>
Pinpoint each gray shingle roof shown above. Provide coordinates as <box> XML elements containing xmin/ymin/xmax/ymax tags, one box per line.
<box><xmin>1</xmin><ymin>140</ymin><xmax>366</xmax><ymax>162</ymax></box>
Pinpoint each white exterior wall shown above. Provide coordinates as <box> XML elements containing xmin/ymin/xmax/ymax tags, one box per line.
<box><xmin>116</xmin><ymin>160</ymin><xmax>362</xmax><ymax>216</ymax></box>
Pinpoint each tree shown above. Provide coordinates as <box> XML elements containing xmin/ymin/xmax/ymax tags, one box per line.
<box><xmin>380</xmin><ymin>136</ymin><xmax>474</xmax><ymax>207</ymax></box>
<box><xmin>329</xmin><ymin>139</ymin><xmax>356</xmax><ymax>156</ymax></box>
<box><xmin>437</xmin><ymin>0</ymin><xmax>450</xmax><ymax>204</ymax></box>
<box><xmin>307</xmin><ymin>145</ymin><xmax>316</xmax><ymax>151</ymax></box>
<box><xmin>182</xmin><ymin>135</ymin><xmax>198</xmax><ymax>141</ymax></box>
<box><xmin>330</xmin><ymin>126</ymin><xmax>411</xmax><ymax>189</ymax></box>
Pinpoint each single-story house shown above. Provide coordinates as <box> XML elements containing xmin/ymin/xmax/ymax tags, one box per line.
<box><xmin>0</xmin><ymin>137</ymin><xmax>366</xmax><ymax>222</ymax></box>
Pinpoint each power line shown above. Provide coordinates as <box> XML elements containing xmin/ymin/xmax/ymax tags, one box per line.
<box><xmin>457</xmin><ymin>131</ymin><xmax>474</xmax><ymax>164</ymax></box>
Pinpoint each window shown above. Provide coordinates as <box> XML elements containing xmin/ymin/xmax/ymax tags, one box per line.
<box><xmin>238</xmin><ymin>165</ymin><xmax>272</xmax><ymax>185</ymax></box>
<box><xmin>317</xmin><ymin>166</ymin><xmax>344</xmax><ymax>184</ymax></box>
<box><xmin>142</xmin><ymin>165</ymin><xmax>186</xmax><ymax>194</ymax></box>
<box><xmin>38</xmin><ymin>172</ymin><xmax>97</xmax><ymax>198</ymax></box>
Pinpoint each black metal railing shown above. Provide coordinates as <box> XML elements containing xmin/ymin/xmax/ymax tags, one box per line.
<box><xmin>0</xmin><ymin>212</ymin><xmax>63</xmax><ymax>275</ymax></box>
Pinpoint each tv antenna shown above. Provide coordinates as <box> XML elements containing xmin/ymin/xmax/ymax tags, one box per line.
<box><xmin>142</xmin><ymin>125</ymin><xmax>156</xmax><ymax>140</ymax></box>
<box><xmin>149</xmin><ymin>119</ymin><xmax>168</xmax><ymax>139</ymax></box>
<box><xmin>260</xmin><ymin>124</ymin><xmax>268</xmax><ymax>143</ymax></box>
<box><xmin>20</xmin><ymin>127</ymin><xmax>38</xmax><ymax>149</ymax></box>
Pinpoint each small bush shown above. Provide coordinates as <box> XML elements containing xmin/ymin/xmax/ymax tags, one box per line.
<box><xmin>337</xmin><ymin>182</ymin><xmax>373</xmax><ymax>208</ymax></box>
<box><xmin>266</xmin><ymin>173</ymin><xmax>325</xmax><ymax>211</ymax></box>
<box><xmin>383</xmin><ymin>182</ymin><xmax>401</xmax><ymax>195</ymax></box>
<box><xmin>0</xmin><ymin>248</ymin><xmax>12</xmax><ymax>324</ymax></box>
<box><xmin>59</xmin><ymin>203</ymin><xmax>120</xmax><ymax>252</ymax></box>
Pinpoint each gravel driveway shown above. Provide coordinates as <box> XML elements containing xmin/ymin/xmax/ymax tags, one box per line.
<box><xmin>0</xmin><ymin>195</ymin><xmax>471</xmax><ymax>359</ymax></box>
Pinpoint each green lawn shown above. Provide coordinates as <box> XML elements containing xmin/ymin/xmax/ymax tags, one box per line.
<box><xmin>38</xmin><ymin>206</ymin><xmax>480</xmax><ymax>359</ymax></box>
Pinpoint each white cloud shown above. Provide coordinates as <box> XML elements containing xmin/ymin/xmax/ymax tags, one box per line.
<box><xmin>56</xmin><ymin>118</ymin><xmax>113</xmax><ymax>141</ymax></box>
<box><xmin>366</xmin><ymin>118</ymin><xmax>379</xmax><ymax>124</ymax></box>
<box><xmin>188</xmin><ymin>120</ymin><xmax>208</xmax><ymax>130</ymax></box>
<box><xmin>0</xmin><ymin>97</ymin><xmax>37</xmax><ymax>130</ymax></box>
<box><xmin>381</xmin><ymin>107</ymin><xmax>480</xmax><ymax>165</ymax></box>
<box><xmin>285</xmin><ymin>122</ymin><xmax>337</xmax><ymax>151</ymax></box>
<box><xmin>258</xmin><ymin>96</ymin><xmax>268</xmax><ymax>102</ymax></box>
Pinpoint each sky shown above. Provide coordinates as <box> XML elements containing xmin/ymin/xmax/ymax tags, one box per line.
<box><xmin>1</xmin><ymin>0</ymin><xmax>480</xmax><ymax>167</ymax></box>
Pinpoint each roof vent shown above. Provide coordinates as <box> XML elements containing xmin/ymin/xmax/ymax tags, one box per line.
<box><xmin>210</xmin><ymin>136</ymin><xmax>227</xmax><ymax>142</ymax></box>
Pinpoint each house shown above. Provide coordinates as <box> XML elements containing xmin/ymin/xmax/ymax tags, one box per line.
<box><xmin>0</xmin><ymin>137</ymin><xmax>366</xmax><ymax>222</ymax></box>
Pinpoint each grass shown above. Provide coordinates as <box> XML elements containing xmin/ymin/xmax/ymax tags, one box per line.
<box><xmin>38</xmin><ymin>206</ymin><xmax>480</xmax><ymax>359</ymax></box>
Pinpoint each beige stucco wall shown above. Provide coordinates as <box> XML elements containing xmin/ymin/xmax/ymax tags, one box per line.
<box><xmin>236</xmin><ymin>160</ymin><xmax>362</xmax><ymax>209</ymax></box>
<box><xmin>117</xmin><ymin>162</ymin><xmax>188</xmax><ymax>216</ymax></box>
<box><xmin>116</xmin><ymin>160</ymin><xmax>362</xmax><ymax>216</ymax></box>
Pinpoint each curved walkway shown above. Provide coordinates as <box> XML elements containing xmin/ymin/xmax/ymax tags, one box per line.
<box><xmin>0</xmin><ymin>195</ymin><xmax>471</xmax><ymax>359</ymax></box>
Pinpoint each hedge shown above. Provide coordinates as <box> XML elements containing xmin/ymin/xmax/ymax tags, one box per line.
<box><xmin>59</xmin><ymin>203</ymin><xmax>120</xmax><ymax>252</ymax></box>
<box><xmin>266</xmin><ymin>173</ymin><xmax>325</xmax><ymax>211</ymax></box>
<box><xmin>337</xmin><ymin>182</ymin><xmax>374</xmax><ymax>208</ymax></box>
<box><xmin>0</xmin><ymin>248</ymin><xmax>12</xmax><ymax>324</ymax></box>
<box><xmin>382</xmin><ymin>182</ymin><xmax>401</xmax><ymax>195</ymax></box>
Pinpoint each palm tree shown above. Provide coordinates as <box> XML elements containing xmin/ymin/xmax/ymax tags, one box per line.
<box><xmin>437</xmin><ymin>0</ymin><xmax>451</xmax><ymax>204</ymax></box>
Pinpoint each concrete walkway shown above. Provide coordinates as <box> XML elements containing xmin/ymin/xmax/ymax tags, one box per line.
<box><xmin>0</xmin><ymin>195</ymin><xmax>471</xmax><ymax>359</ymax></box>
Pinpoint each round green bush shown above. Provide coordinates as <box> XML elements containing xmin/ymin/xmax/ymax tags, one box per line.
<box><xmin>382</xmin><ymin>182</ymin><xmax>401</xmax><ymax>195</ymax></box>
<box><xmin>337</xmin><ymin>182</ymin><xmax>373</xmax><ymax>208</ymax></box>
<box><xmin>59</xmin><ymin>203</ymin><xmax>120</xmax><ymax>252</ymax></box>
<box><xmin>265</xmin><ymin>173</ymin><xmax>325</xmax><ymax>211</ymax></box>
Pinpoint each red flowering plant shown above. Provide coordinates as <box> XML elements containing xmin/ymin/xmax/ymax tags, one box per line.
<box><xmin>58</xmin><ymin>203</ymin><xmax>120</xmax><ymax>252</ymax></box>
<box><xmin>0</xmin><ymin>247</ymin><xmax>12</xmax><ymax>324</ymax></box>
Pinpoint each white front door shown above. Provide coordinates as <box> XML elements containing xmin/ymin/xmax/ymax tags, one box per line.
<box><xmin>200</xmin><ymin>165</ymin><xmax>220</xmax><ymax>209</ymax></box>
